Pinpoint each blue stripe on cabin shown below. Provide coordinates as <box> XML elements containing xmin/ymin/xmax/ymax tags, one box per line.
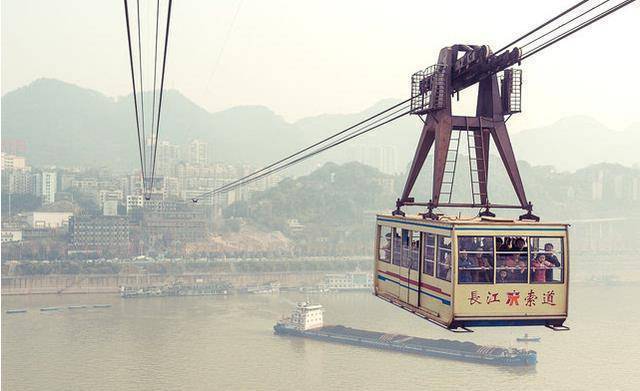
<box><xmin>377</xmin><ymin>275</ymin><xmax>451</xmax><ymax>306</ymax></box>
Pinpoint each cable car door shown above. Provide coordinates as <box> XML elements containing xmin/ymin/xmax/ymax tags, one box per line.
<box><xmin>389</xmin><ymin>228</ymin><xmax>401</xmax><ymax>298</ymax></box>
<box><xmin>408</xmin><ymin>231</ymin><xmax>421</xmax><ymax>307</ymax></box>
<box><xmin>399</xmin><ymin>229</ymin><xmax>411</xmax><ymax>303</ymax></box>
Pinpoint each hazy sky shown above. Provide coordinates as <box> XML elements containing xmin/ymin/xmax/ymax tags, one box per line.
<box><xmin>2</xmin><ymin>0</ymin><xmax>639</xmax><ymax>130</ymax></box>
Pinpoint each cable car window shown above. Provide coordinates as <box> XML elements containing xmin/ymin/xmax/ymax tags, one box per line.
<box><xmin>423</xmin><ymin>233</ymin><xmax>436</xmax><ymax>276</ymax></box>
<box><xmin>530</xmin><ymin>237</ymin><xmax>564</xmax><ymax>283</ymax></box>
<box><xmin>458</xmin><ymin>236</ymin><xmax>494</xmax><ymax>284</ymax></box>
<box><xmin>401</xmin><ymin>229</ymin><xmax>411</xmax><ymax>268</ymax></box>
<box><xmin>378</xmin><ymin>226</ymin><xmax>392</xmax><ymax>263</ymax></box>
<box><xmin>391</xmin><ymin>228</ymin><xmax>402</xmax><ymax>266</ymax></box>
<box><xmin>436</xmin><ymin>236</ymin><xmax>452</xmax><ymax>282</ymax></box>
<box><xmin>409</xmin><ymin>231</ymin><xmax>420</xmax><ymax>271</ymax></box>
<box><xmin>496</xmin><ymin>236</ymin><xmax>529</xmax><ymax>283</ymax></box>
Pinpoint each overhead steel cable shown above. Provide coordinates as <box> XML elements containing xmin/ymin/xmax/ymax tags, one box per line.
<box><xmin>519</xmin><ymin>0</ymin><xmax>612</xmax><ymax>50</ymax></box>
<box><xmin>135</xmin><ymin>0</ymin><xmax>147</xmax><ymax>193</ymax></box>
<box><xmin>520</xmin><ymin>0</ymin><xmax>637</xmax><ymax>61</ymax></box>
<box><xmin>149</xmin><ymin>0</ymin><xmax>173</xmax><ymax>198</ymax></box>
<box><xmin>123</xmin><ymin>0</ymin><xmax>147</xmax><ymax>190</ymax></box>
<box><xmin>149</xmin><ymin>0</ymin><xmax>161</xmax><ymax>197</ymax></box>
<box><xmin>192</xmin><ymin>97</ymin><xmax>412</xmax><ymax>200</ymax></box>
<box><xmin>192</xmin><ymin>101</ymin><xmax>412</xmax><ymax>201</ymax></box>
<box><xmin>198</xmin><ymin>107</ymin><xmax>412</xmax><ymax>199</ymax></box>
<box><xmin>494</xmin><ymin>0</ymin><xmax>591</xmax><ymax>54</ymax></box>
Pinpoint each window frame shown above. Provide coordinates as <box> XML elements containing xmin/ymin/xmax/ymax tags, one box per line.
<box><xmin>377</xmin><ymin>225</ymin><xmax>392</xmax><ymax>263</ymax></box>
<box><xmin>436</xmin><ymin>235</ymin><xmax>452</xmax><ymax>282</ymax></box>
<box><xmin>529</xmin><ymin>236</ymin><xmax>565</xmax><ymax>284</ymax></box>
<box><xmin>457</xmin><ymin>236</ymin><xmax>495</xmax><ymax>285</ymax></box>
<box><xmin>409</xmin><ymin>231</ymin><xmax>420</xmax><ymax>271</ymax></box>
<box><xmin>495</xmin><ymin>236</ymin><xmax>530</xmax><ymax>284</ymax></box>
<box><xmin>391</xmin><ymin>228</ymin><xmax>402</xmax><ymax>266</ymax></box>
<box><xmin>422</xmin><ymin>232</ymin><xmax>436</xmax><ymax>277</ymax></box>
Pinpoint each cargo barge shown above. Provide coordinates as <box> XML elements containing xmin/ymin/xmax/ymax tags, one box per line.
<box><xmin>274</xmin><ymin>302</ymin><xmax>536</xmax><ymax>367</ymax></box>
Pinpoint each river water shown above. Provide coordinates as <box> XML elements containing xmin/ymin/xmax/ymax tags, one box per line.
<box><xmin>2</xmin><ymin>284</ymin><xmax>640</xmax><ymax>391</ymax></box>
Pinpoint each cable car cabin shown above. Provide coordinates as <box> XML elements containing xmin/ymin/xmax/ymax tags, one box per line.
<box><xmin>374</xmin><ymin>214</ymin><xmax>569</xmax><ymax>331</ymax></box>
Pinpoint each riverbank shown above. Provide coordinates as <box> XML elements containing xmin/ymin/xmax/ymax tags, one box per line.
<box><xmin>1</xmin><ymin>271</ymin><xmax>342</xmax><ymax>295</ymax></box>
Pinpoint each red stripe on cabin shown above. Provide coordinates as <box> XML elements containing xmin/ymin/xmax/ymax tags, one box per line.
<box><xmin>379</xmin><ymin>270</ymin><xmax>451</xmax><ymax>298</ymax></box>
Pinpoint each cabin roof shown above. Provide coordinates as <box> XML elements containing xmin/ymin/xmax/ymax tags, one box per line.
<box><xmin>377</xmin><ymin>213</ymin><xmax>569</xmax><ymax>228</ymax></box>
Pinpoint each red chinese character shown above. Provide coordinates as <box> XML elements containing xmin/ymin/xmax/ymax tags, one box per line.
<box><xmin>542</xmin><ymin>290</ymin><xmax>556</xmax><ymax>306</ymax></box>
<box><xmin>506</xmin><ymin>290</ymin><xmax>520</xmax><ymax>306</ymax></box>
<box><xmin>486</xmin><ymin>292</ymin><xmax>500</xmax><ymax>304</ymax></box>
<box><xmin>468</xmin><ymin>290</ymin><xmax>481</xmax><ymax>305</ymax></box>
<box><xmin>525</xmin><ymin>290</ymin><xmax>537</xmax><ymax>307</ymax></box>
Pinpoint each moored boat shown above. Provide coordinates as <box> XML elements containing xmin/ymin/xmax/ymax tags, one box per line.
<box><xmin>516</xmin><ymin>333</ymin><xmax>541</xmax><ymax>342</ymax></box>
<box><xmin>6</xmin><ymin>309</ymin><xmax>27</xmax><ymax>314</ymax></box>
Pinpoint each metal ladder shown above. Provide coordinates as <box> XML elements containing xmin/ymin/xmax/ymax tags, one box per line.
<box><xmin>440</xmin><ymin>130</ymin><xmax>462</xmax><ymax>203</ymax></box>
<box><xmin>466</xmin><ymin>123</ymin><xmax>488</xmax><ymax>205</ymax></box>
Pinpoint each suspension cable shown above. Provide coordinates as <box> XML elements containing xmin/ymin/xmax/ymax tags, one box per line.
<box><xmin>149</xmin><ymin>0</ymin><xmax>173</xmax><ymax>198</ymax></box>
<box><xmin>149</xmin><ymin>0</ymin><xmax>160</xmax><ymax>196</ymax></box>
<box><xmin>192</xmin><ymin>97</ymin><xmax>413</xmax><ymax>200</ymax></box>
<box><xmin>135</xmin><ymin>0</ymin><xmax>147</xmax><ymax>193</ymax></box>
<box><xmin>519</xmin><ymin>0</ymin><xmax>612</xmax><ymax>50</ymax></box>
<box><xmin>520</xmin><ymin>0</ymin><xmax>636</xmax><ymax>61</ymax></box>
<box><xmin>192</xmin><ymin>103</ymin><xmax>412</xmax><ymax>201</ymax></box>
<box><xmin>495</xmin><ymin>0</ymin><xmax>590</xmax><ymax>54</ymax></box>
<box><xmin>202</xmin><ymin>107</ymin><xmax>411</xmax><ymax>199</ymax></box>
<box><xmin>123</xmin><ymin>0</ymin><xmax>146</xmax><ymax>190</ymax></box>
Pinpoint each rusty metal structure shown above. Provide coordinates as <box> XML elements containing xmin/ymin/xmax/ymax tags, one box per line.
<box><xmin>394</xmin><ymin>45</ymin><xmax>538</xmax><ymax>221</ymax></box>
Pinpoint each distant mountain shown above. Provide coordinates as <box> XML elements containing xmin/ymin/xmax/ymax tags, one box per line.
<box><xmin>511</xmin><ymin>116</ymin><xmax>640</xmax><ymax>171</ymax></box>
<box><xmin>1</xmin><ymin>78</ymin><xmax>303</xmax><ymax>168</ymax></box>
<box><xmin>2</xmin><ymin>78</ymin><xmax>638</xmax><ymax>172</ymax></box>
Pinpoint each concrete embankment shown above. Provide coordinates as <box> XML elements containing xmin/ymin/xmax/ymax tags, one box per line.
<box><xmin>1</xmin><ymin>271</ymin><xmax>334</xmax><ymax>295</ymax></box>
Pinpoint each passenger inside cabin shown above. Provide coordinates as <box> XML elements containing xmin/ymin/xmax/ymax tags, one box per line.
<box><xmin>532</xmin><ymin>253</ymin><xmax>553</xmax><ymax>283</ymax></box>
<box><xmin>513</xmin><ymin>257</ymin><xmax>528</xmax><ymax>282</ymax></box>
<box><xmin>497</xmin><ymin>269</ymin><xmax>509</xmax><ymax>283</ymax></box>
<box><xmin>499</xmin><ymin>237</ymin><xmax>512</xmax><ymax>252</ymax></box>
<box><xmin>458</xmin><ymin>250</ymin><xmax>474</xmax><ymax>283</ymax></box>
<box><xmin>474</xmin><ymin>252</ymin><xmax>493</xmax><ymax>283</ymax></box>
<box><xmin>513</xmin><ymin>238</ymin><xmax>526</xmax><ymax>252</ymax></box>
<box><xmin>438</xmin><ymin>252</ymin><xmax>452</xmax><ymax>281</ymax></box>
<box><xmin>543</xmin><ymin>243</ymin><xmax>561</xmax><ymax>281</ymax></box>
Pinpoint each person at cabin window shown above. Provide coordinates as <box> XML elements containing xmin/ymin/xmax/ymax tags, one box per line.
<box><xmin>499</xmin><ymin>237</ymin><xmax>512</xmax><ymax>252</ymax></box>
<box><xmin>543</xmin><ymin>243</ymin><xmax>561</xmax><ymax>281</ymax></box>
<box><xmin>496</xmin><ymin>237</ymin><xmax>503</xmax><ymax>250</ymax></box>
<box><xmin>532</xmin><ymin>253</ymin><xmax>553</xmax><ymax>283</ymax></box>
<box><xmin>497</xmin><ymin>269</ymin><xmax>509</xmax><ymax>283</ymax></box>
<box><xmin>513</xmin><ymin>257</ymin><xmax>528</xmax><ymax>282</ymax></box>
<box><xmin>513</xmin><ymin>237</ymin><xmax>526</xmax><ymax>252</ymax></box>
<box><xmin>458</xmin><ymin>250</ymin><xmax>474</xmax><ymax>283</ymax></box>
<box><xmin>474</xmin><ymin>252</ymin><xmax>493</xmax><ymax>283</ymax></box>
<box><xmin>484</xmin><ymin>254</ymin><xmax>495</xmax><ymax>282</ymax></box>
<box><xmin>439</xmin><ymin>252</ymin><xmax>451</xmax><ymax>281</ymax></box>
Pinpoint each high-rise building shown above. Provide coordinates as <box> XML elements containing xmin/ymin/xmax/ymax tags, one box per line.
<box><xmin>33</xmin><ymin>171</ymin><xmax>57</xmax><ymax>204</ymax></box>
<box><xmin>1</xmin><ymin>153</ymin><xmax>27</xmax><ymax>170</ymax></box>
<box><xmin>2</xmin><ymin>167</ymin><xmax>33</xmax><ymax>194</ymax></box>
<box><xmin>188</xmin><ymin>140</ymin><xmax>208</xmax><ymax>165</ymax></box>
<box><xmin>155</xmin><ymin>140</ymin><xmax>181</xmax><ymax>176</ymax></box>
